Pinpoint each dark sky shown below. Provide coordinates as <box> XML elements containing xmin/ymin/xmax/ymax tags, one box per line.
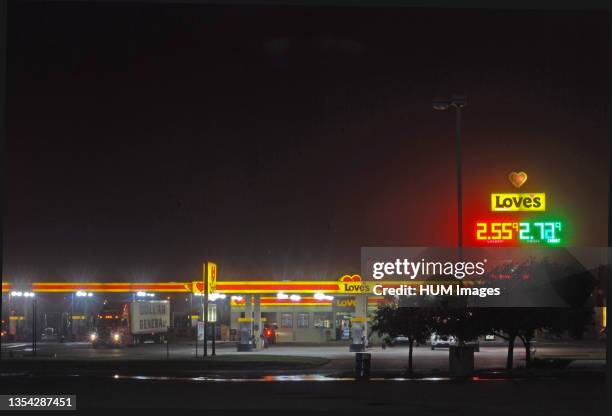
<box><xmin>5</xmin><ymin>4</ymin><xmax>610</xmax><ymax>282</ymax></box>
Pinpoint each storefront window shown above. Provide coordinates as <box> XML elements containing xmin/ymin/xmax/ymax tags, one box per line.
<box><xmin>280</xmin><ymin>313</ymin><xmax>293</xmax><ymax>328</ymax></box>
<box><xmin>297</xmin><ymin>313</ymin><xmax>309</xmax><ymax>328</ymax></box>
<box><xmin>313</xmin><ymin>312</ymin><xmax>332</xmax><ymax>328</ymax></box>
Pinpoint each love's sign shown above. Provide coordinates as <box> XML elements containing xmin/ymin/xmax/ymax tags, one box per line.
<box><xmin>491</xmin><ymin>193</ymin><xmax>545</xmax><ymax>211</ymax></box>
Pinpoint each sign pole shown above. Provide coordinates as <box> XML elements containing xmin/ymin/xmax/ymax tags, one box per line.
<box><xmin>166</xmin><ymin>331</ymin><xmax>170</xmax><ymax>360</ymax></box>
<box><xmin>192</xmin><ymin>293</ymin><xmax>198</xmax><ymax>358</ymax></box>
<box><xmin>203</xmin><ymin>263</ymin><xmax>208</xmax><ymax>358</ymax></box>
<box><xmin>32</xmin><ymin>296</ymin><xmax>37</xmax><ymax>357</ymax></box>
<box><xmin>212</xmin><ymin>321</ymin><xmax>216</xmax><ymax>356</ymax></box>
<box><xmin>455</xmin><ymin>105</ymin><xmax>463</xmax><ymax>259</ymax></box>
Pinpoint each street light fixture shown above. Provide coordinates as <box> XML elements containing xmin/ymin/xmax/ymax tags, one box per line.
<box><xmin>76</xmin><ymin>291</ymin><xmax>93</xmax><ymax>297</ymax></box>
<box><xmin>314</xmin><ymin>292</ymin><xmax>334</xmax><ymax>301</ymax></box>
<box><xmin>209</xmin><ymin>293</ymin><xmax>226</xmax><ymax>301</ymax></box>
<box><xmin>136</xmin><ymin>291</ymin><xmax>155</xmax><ymax>298</ymax></box>
<box><xmin>11</xmin><ymin>291</ymin><xmax>35</xmax><ymax>297</ymax></box>
<box><xmin>432</xmin><ymin>96</ymin><xmax>467</xmax><ymax>111</ymax></box>
<box><xmin>433</xmin><ymin>95</ymin><xmax>468</xmax><ymax>253</ymax></box>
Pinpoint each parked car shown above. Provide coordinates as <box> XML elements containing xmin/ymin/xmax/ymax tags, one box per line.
<box><xmin>392</xmin><ymin>336</ymin><xmax>410</xmax><ymax>344</ymax></box>
<box><xmin>430</xmin><ymin>333</ymin><xmax>456</xmax><ymax>350</ymax></box>
<box><xmin>41</xmin><ymin>327</ymin><xmax>59</xmax><ymax>342</ymax></box>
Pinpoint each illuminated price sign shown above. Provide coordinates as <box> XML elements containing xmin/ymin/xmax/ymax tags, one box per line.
<box><xmin>474</xmin><ymin>173</ymin><xmax>566</xmax><ymax>246</ymax></box>
<box><xmin>475</xmin><ymin>220</ymin><xmax>563</xmax><ymax>245</ymax></box>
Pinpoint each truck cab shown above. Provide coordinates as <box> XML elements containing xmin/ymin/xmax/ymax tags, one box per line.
<box><xmin>91</xmin><ymin>304</ymin><xmax>130</xmax><ymax>347</ymax></box>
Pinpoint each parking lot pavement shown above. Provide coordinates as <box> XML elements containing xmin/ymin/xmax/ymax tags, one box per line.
<box><xmin>1</xmin><ymin>340</ymin><xmax>605</xmax><ymax>372</ymax></box>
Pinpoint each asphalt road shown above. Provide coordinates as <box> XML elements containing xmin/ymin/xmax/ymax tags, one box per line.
<box><xmin>1</xmin><ymin>340</ymin><xmax>605</xmax><ymax>373</ymax></box>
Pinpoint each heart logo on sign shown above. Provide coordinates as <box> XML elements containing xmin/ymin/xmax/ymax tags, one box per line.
<box><xmin>340</xmin><ymin>274</ymin><xmax>362</xmax><ymax>282</ymax></box>
<box><xmin>508</xmin><ymin>171</ymin><xmax>528</xmax><ymax>188</ymax></box>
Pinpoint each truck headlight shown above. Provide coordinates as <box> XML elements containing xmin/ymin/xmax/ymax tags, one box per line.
<box><xmin>90</xmin><ymin>333</ymin><xmax>97</xmax><ymax>341</ymax></box>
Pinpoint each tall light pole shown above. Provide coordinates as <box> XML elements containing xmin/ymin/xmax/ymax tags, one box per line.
<box><xmin>433</xmin><ymin>95</ymin><xmax>468</xmax><ymax>256</ymax></box>
<box><xmin>31</xmin><ymin>293</ymin><xmax>37</xmax><ymax>356</ymax></box>
<box><xmin>12</xmin><ymin>292</ymin><xmax>37</xmax><ymax>355</ymax></box>
<box><xmin>7</xmin><ymin>292</ymin><xmax>12</xmax><ymax>341</ymax></box>
<box><xmin>70</xmin><ymin>293</ymin><xmax>75</xmax><ymax>341</ymax></box>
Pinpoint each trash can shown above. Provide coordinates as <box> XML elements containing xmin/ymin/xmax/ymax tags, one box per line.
<box><xmin>355</xmin><ymin>352</ymin><xmax>371</xmax><ymax>380</ymax></box>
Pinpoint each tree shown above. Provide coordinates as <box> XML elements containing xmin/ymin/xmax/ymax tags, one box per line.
<box><xmin>476</xmin><ymin>305</ymin><xmax>594</xmax><ymax>370</ymax></box>
<box><xmin>429</xmin><ymin>307</ymin><xmax>491</xmax><ymax>345</ymax></box>
<box><xmin>548</xmin><ymin>307</ymin><xmax>595</xmax><ymax>339</ymax></box>
<box><xmin>481</xmin><ymin>307</ymin><xmax>544</xmax><ymax>369</ymax></box>
<box><xmin>371</xmin><ymin>304</ymin><xmax>433</xmax><ymax>375</ymax></box>
<box><xmin>482</xmin><ymin>254</ymin><xmax>596</xmax><ymax>370</ymax></box>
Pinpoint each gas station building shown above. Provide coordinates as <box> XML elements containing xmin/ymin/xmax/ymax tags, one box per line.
<box><xmin>2</xmin><ymin>271</ymin><xmax>606</xmax><ymax>348</ymax></box>
<box><xmin>1</xmin><ymin>274</ymin><xmax>388</xmax><ymax>350</ymax></box>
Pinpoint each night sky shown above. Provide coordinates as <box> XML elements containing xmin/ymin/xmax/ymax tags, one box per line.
<box><xmin>5</xmin><ymin>4</ymin><xmax>610</xmax><ymax>282</ymax></box>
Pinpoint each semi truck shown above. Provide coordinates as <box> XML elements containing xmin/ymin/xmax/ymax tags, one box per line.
<box><xmin>91</xmin><ymin>300</ymin><xmax>170</xmax><ymax>347</ymax></box>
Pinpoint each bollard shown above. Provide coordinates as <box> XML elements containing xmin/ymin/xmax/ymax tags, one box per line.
<box><xmin>355</xmin><ymin>352</ymin><xmax>371</xmax><ymax>380</ymax></box>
